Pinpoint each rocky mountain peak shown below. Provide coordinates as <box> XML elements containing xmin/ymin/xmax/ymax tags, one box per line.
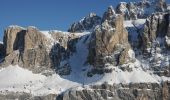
<box><xmin>88</xmin><ymin>13</ymin><xmax>129</xmax><ymax>72</ymax></box>
<box><xmin>88</xmin><ymin>12</ymin><xmax>97</xmax><ymax>18</ymax></box>
<box><xmin>116</xmin><ymin>2</ymin><xmax>127</xmax><ymax>14</ymax></box>
<box><xmin>102</xmin><ymin>6</ymin><xmax>116</xmax><ymax>21</ymax></box>
<box><xmin>68</xmin><ymin>13</ymin><xmax>101</xmax><ymax>32</ymax></box>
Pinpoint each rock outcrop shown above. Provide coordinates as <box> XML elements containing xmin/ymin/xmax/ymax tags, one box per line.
<box><xmin>1</xmin><ymin>26</ymin><xmax>80</xmax><ymax>74</ymax></box>
<box><xmin>2</xmin><ymin>26</ymin><xmax>52</xmax><ymax>73</ymax></box>
<box><xmin>138</xmin><ymin>12</ymin><xmax>170</xmax><ymax>77</ymax></box>
<box><xmin>141</xmin><ymin>12</ymin><xmax>169</xmax><ymax>52</ymax></box>
<box><xmin>116</xmin><ymin>0</ymin><xmax>168</xmax><ymax>20</ymax></box>
<box><xmin>49</xmin><ymin>32</ymin><xmax>79</xmax><ymax>75</ymax></box>
<box><xmin>68</xmin><ymin>13</ymin><xmax>101</xmax><ymax>32</ymax></box>
<box><xmin>57</xmin><ymin>82</ymin><xmax>170</xmax><ymax>100</ymax></box>
<box><xmin>88</xmin><ymin>6</ymin><xmax>130</xmax><ymax>71</ymax></box>
<box><xmin>0</xmin><ymin>42</ymin><xmax>5</xmax><ymax>60</ymax></box>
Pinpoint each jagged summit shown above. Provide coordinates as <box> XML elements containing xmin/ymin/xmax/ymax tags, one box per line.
<box><xmin>68</xmin><ymin>13</ymin><xmax>101</xmax><ymax>33</ymax></box>
<box><xmin>68</xmin><ymin>0</ymin><xmax>169</xmax><ymax>33</ymax></box>
<box><xmin>102</xmin><ymin>5</ymin><xmax>116</xmax><ymax>21</ymax></box>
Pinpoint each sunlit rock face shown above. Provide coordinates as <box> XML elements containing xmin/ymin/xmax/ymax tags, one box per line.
<box><xmin>2</xmin><ymin>26</ymin><xmax>51</xmax><ymax>73</ymax></box>
<box><xmin>1</xmin><ymin>25</ymin><xmax>81</xmax><ymax>74</ymax></box>
<box><xmin>88</xmin><ymin>6</ymin><xmax>130</xmax><ymax>72</ymax></box>
<box><xmin>116</xmin><ymin>0</ymin><xmax>168</xmax><ymax>20</ymax></box>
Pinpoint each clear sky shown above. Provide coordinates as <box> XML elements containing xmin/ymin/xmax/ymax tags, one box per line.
<box><xmin>0</xmin><ymin>0</ymin><xmax>169</xmax><ymax>41</ymax></box>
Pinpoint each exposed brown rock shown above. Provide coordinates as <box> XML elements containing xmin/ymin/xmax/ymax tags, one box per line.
<box><xmin>162</xmin><ymin>81</ymin><xmax>170</xmax><ymax>100</ymax></box>
<box><xmin>3</xmin><ymin>26</ymin><xmax>25</xmax><ymax>55</ymax></box>
<box><xmin>88</xmin><ymin>12</ymin><xmax>130</xmax><ymax>69</ymax></box>
<box><xmin>2</xmin><ymin>26</ymin><xmax>52</xmax><ymax>73</ymax></box>
<box><xmin>118</xmin><ymin>48</ymin><xmax>129</xmax><ymax>65</ymax></box>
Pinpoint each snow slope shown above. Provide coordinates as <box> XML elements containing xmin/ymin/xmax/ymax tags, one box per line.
<box><xmin>95</xmin><ymin>61</ymin><xmax>159</xmax><ymax>84</ymax></box>
<box><xmin>124</xmin><ymin>19</ymin><xmax>146</xmax><ymax>28</ymax></box>
<box><xmin>0</xmin><ymin>60</ymin><xmax>169</xmax><ymax>96</ymax></box>
<box><xmin>0</xmin><ymin>65</ymin><xmax>80</xmax><ymax>96</ymax></box>
<box><xmin>61</xmin><ymin>33</ymin><xmax>102</xmax><ymax>84</ymax></box>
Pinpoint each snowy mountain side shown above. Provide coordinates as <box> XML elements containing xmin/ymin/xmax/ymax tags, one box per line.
<box><xmin>0</xmin><ymin>0</ymin><xmax>170</xmax><ymax>100</ymax></box>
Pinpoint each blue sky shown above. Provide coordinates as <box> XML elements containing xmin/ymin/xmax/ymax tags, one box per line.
<box><xmin>0</xmin><ymin>0</ymin><xmax>169</xmax><ymax>41</ymax></box>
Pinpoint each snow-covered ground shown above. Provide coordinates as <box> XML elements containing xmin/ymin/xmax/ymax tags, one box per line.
<box><xmin>94</xmin><ymin>60</ymin><xmax>168</xmax><ymax>85</ymax></box>
<box><xmin>0</xmin><ymin>65</ymin><xmax>80</xmax><ymax>96</ymax></box>
<box><xmin>61</xmin><ymin>33</ymin><xmax>102</xmax><ymax>84</ymax></box>
<box><xmin>0</xmin><ymin>61</ymin><xmax>169</xmax><ymax>96</ymax></box>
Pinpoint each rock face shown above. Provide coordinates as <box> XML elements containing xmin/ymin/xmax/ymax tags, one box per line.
<box><xmin>49</xmin><ymin>32</ymin><xmax>79</xmax><ymax>75</ymax></box>
<box><xmin>138</xmin><ymin>12</ymin><xmax>170</xmax><ymax>77</ymax></box>
<box><xmin>57</xmin><ymin>82</ymin><xmax>170</xmax><ymax>100</ymax></box>
<box><xmin>0</xmin><ymin>43</ymin><xmax>5</xmax><ymax>60</ymax></box>
<box><xmin>116</xmin><ymin>0</ymin><xmax>168</xmax><ymax>20</ymax></box>
<box><xmin>3</xmin><ymin>26</ymin><xmax>25</xmax><ymax>55</ymax></box>
<box><xmin>88</xmin><ymin>7</ymin><xmax>129</xmax><ymax>70</ymax></box>
<box><xmin>2</xmin><ymin>26</ymin><xmax>51</xmax><ymax>73</ymax></box>
<box><xmin>1</xmin><ymin>26</ymin><xmax>80</xmax><ymax>74</ymax></box>
<box><xmin>141</xmin><ymin>12</ymin><xmax>169</xmax><ymax>52</ymax></box>
<box><xmin>68</xmin><ymin>13</ymin><xmax>101</xmax><ymax>32</ymax></box>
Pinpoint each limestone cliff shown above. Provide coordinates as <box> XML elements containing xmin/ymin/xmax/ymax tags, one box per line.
<box><xmin>88</xmin><ymin>6</ymin><xmax>130</xmax><ymax>71</ymax></box>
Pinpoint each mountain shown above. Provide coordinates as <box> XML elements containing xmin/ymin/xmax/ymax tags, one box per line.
<box><xmin>0</xmin><ymin>0</ymin><xmax>170</xmax><ymax>100</ymax></box>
